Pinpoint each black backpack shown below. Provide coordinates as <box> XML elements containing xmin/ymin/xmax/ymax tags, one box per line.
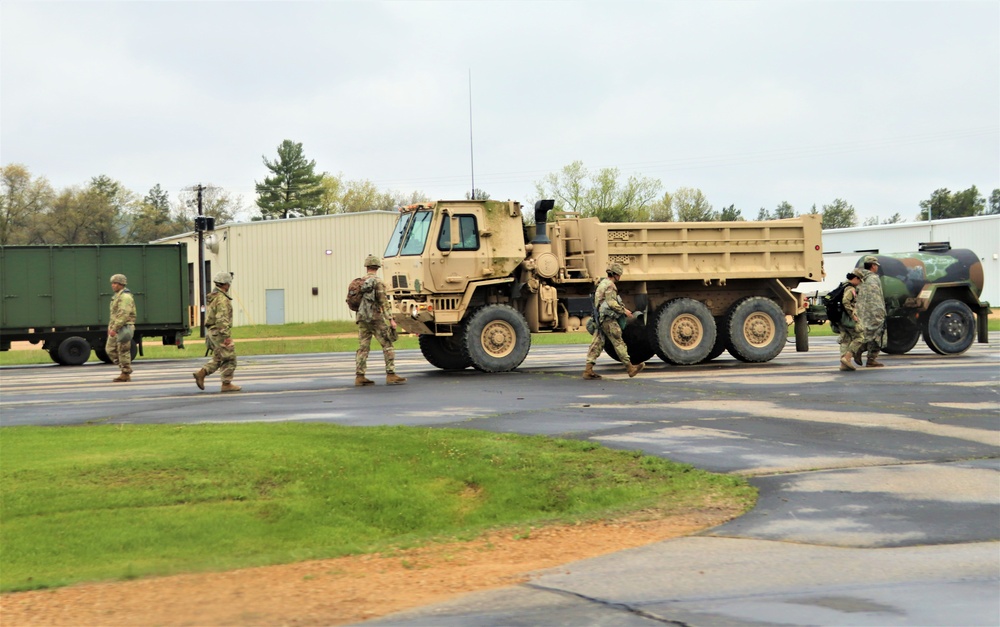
<box><xmin>822</xmin><ymin>282</ymin><xmax>849</xmax><ymax>332</ymax></box>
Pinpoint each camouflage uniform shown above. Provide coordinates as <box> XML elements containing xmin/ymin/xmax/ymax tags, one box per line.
<box><xmin>202</xmin><ymin>288</ymin><xmax>237</xmax><ymax>384</ymax></box>
<box><xmin>856</xmin><ymin>267</ymin><xmax>887</xmax><ymax>359</ymax></box>
<box><xmin>107</xmin><ymin>279</ymin><xmax>136</xmax><ymax>378</ymax></box>
<box><xmin>355</xmin><ymin>274</ymin><xmax>398</xmax><ymax>376</ymax></box>
<box><xmin>838</xmin><ymin>283</ymin><xmax>863</xmax><ymax>357</ymax></box>
<box><xmin>585</xmin><ymin>276</ymin><xmax>631</xmax><ymax>366</ymax></box>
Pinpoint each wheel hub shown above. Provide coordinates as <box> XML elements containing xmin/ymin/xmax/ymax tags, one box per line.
<box><xmin>481</xmin><ymin>321</ymin><xmax>515</xmax><ymax>358</ymax></box>
<box><xmin>939</xmin><ymin>313</ymin><xmax>967</xmax><ymax>342</ymax></box>
<box><xmin>670</xmin><ymin>314</ymin><xmax>703</xmax><ymax>349</ymax></box>
<box><xmin>743</xmin><ymin>312</ymin><xmax>776</xmax><ymax>347</ymax></box>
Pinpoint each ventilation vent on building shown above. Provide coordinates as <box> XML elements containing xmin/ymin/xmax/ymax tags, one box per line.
<box><xmin>918</xmin><ymin>241</ymin><xmax>951</xmax><ymax>252</ymax></box>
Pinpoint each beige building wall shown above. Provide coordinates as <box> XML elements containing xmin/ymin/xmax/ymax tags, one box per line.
<box><xmin>156</xmin><ymin>211</ymin><xmax>399</xmax><ymax>326</ymax></box>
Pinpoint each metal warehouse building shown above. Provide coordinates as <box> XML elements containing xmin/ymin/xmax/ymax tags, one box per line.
<box><xmin>798</xmin><ymin>214</ymin><xmax>999</xmax><ymax>306</ymax></box>
<box><xmin>156</xmin><ymin>211</ymin><xmax>399</xmax><ymax>326</ymax></box>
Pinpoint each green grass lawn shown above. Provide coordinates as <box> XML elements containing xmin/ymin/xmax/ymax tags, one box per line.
<box><xmin>0</xmin><ymin>423</ymin><xmax>756</xmax><ymax>592</ymax></box>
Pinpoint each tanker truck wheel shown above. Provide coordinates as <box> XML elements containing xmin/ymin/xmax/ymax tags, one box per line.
<box><xmin>56</xmin><ymin>336</ymin><xmax>91</xmax><ymax>366</ymax></box>
<box><xmin>649</xmin><ymin>298</ymin><xmax>716</xmax><ymax>365</ymax></box>
<box><xmin>419</xmin><ymin>333</ymin><xmax>472</xmax><ymax>370</ymax></box>
<box><xmin>884</xmin><ymin>318</ymin><xmax>921</xmax><ymax>355</ymax></box>
<box><xmin>463</xmin><ymin>305</ymin><xmax>532</xmax><ymax>372</ymax></box>
<box><xmin>725</xmin><ymin>297</ymin><xmax>787</xmax><ymax>363</ymax></box>
<box><xmin>923</xmin><ymin>299</ymin><xmax>976</xmax><ymax>355</ymax></box>
<box><xmin>603</xmin><ymin>314</ymin><xmax>656</xmax><ymax>364</ymax></box>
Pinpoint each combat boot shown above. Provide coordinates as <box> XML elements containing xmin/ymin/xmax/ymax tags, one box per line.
<box><xmin>866</xmin><ymin>356</ymin><xmax>885</xmax><ymax>368</ymax></box>
<box><xmin>626</xmin><ymin>362</ymin><xmax>645</xmax><ymax>378</ymax></box>
<box><xmin>840</xmin><ymin>353</ymin><xmax>857</xmax><ymax>371</ymax></box>
<box><xmin>193</xmin><ymin>368</ymin><xmax>207</xmax><ymax>390</ymax></box>
<box><xmin>355</xmin><ymin>375</ymin><xmax>375</xmax><ymax>387</ymax></box>
<box><xmin>112</xmin><ymin>373</ymin><xmax>131</xmax><ymax>382</ymax></box>
<box><xmin>582</xmin><ymin>364</ymin><xmax>602</xmax><ymax>380</ymax></box>
<box><xmin>220</xmin><ymin>382</ymin><xmax>242</xmax><ymax>393</ymax></box>
<box><xmin>386</xmin><ymin>373</ymin><xmax>407</xmax><ymax>385</ymax></box>
<box><xmin>853</xmin><ymin>351</ymin><xmax>863</xmax><ymax>366</ymax></box>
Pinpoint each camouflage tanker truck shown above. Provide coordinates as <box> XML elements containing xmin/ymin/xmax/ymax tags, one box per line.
<box><xmin>807</xmin><ymin>244</ymin><xmax>991</xmax><ymax>356</ymax></box>
<box><xmin>383</xmin><ymin>199</ymin><xmax>824</xmax><ymax>372</ymax></box>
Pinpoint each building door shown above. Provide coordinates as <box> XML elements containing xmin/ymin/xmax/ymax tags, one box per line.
<box><xmin>265</xmin><ymin>289</ymin><xmax>285</xmax><ymax>325</ymax></box>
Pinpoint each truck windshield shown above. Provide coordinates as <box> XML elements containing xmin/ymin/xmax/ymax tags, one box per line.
<box><xmin>385</xmin><ymin>210</ymin><xmax>433</xmax><ymax>257</ymax></box>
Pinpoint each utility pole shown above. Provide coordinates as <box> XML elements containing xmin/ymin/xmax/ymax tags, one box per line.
<box><xmin>195</xmin><ymin>184</ymin><xmax>206</xmax><ymax>338</ymax></box>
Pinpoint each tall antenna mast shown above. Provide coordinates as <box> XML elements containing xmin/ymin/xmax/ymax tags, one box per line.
<box><xmin>468</xmin><ymin>68</ymin><xmax>475</xmax><ymax>200</ymax></box>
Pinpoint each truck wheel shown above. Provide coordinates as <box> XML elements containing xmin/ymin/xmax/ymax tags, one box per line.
<box><xmin>56</xmin><ymin>336</ymin><xmax>91</xmax><ymax>366</ymax></box>
<box><xmin>649</xmin><ymin>298</ymin><xmax>716</xmax><ymax>365</ymax></box>
<box><xmin>463</xmin><ymin>305</ymin><xmax>532</xmax><ymax>372</ymax></box>
<box><xmin>725</xmin><ymin>297</ymin><xmax>787</xmax><ymax>363</ymax></box>
<box><xmin>603</xmin><ymin>314</ymin><xmax>656</xmax><ymax>364</ymax></box>
<box><xmin>93</xmin><ymin>343</ymin><xmax>114</xmax><ymax>364</ymax></box>
<box><xmin>923</xmin><ymin>299</ymin><xmax>975</xmax><ymax>355</ymax></box>
<box><xmin>884</xmin><ymin>318</ymin><xmax>921</xmax><ymax>355</ymax></box>
<box><xmin>700</xmin><ymin>317</ymin><xmax>728</xmax><ymax>363</ymax></box>
<box><xmin>419</xmin><ymin>334</ymin><xmax>472</xmax><ymax>370</ymax></box>
<box><xmin>48</xmin><ymin>347</ymin><xmax>64</xmax><ymax>364</ymax></box>
<box><xmin>130</xmin><ymin>341</ymin><xmax>139</xmax><ymax>361</ymax></box>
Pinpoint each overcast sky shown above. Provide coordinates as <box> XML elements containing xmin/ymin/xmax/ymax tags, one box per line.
<box><xmin>2</xmin><ymin>1</ymin><xmax>998</xmax><ymax>224</ymax></box>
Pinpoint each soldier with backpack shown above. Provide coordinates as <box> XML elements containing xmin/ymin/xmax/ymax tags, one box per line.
<box><xmin>354</xmin><ymin>254</ymin><xmax>407</xmax><ymax>387</ymax></box>
<box><xmin>838</xmin><ymin>270</ymin><xmax>864</xmax><ymax>371</ymax></box>
<box><xmin>855</xmin><ymin>255</ymin><xmax>888</xmax><ymax>368</ymax></box>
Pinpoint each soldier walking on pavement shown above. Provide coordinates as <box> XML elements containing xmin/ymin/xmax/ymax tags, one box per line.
<box><xmin>583</xmin><ymin>263</ymin><xmax>644</xmax><ymax>380</ymax></box>
<box><xmin>107</xmin><ymin>273</ymin><xmax>136</xmax><ymax>382</ymax></box>
<box><xmin>193</xmin><ymin>272</ymin><xmax>241</xmax><ymax>392</ymax></box>
<box><xmin>355</xmin><ymin>254</ymin><xmax>407</xmax><ymax>387</ymax></box>
<box><xmin>838</xmin><ymin>270</ymin><xmax>864</xmax><ymax>371</ymax></box>
<box><xmin>855</xmin><ymin>255</ymin><xmax>888</xmax><ymax>368</ymax></box>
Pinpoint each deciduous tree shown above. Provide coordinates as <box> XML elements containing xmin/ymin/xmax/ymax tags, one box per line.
<box><xmin>673</xmin><ymin>187</ymin><xmax>716</xmax><ymax>222</ymax></box>
<box><xmin>821</xmin><ymin>198</ymin><xmax>857</xmax><ymax>229</ymax></box>
<box><xmin>918</xmin><ymin>186</ymin><xmax>987</xmax><ymax>220</ymax></box>
<box><xmin>0</xmin><ymin>164</ymin><xmax>53</xmax><ymax>245</ymax></box>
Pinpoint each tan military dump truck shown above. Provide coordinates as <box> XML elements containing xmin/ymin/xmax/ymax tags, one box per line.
<box><xmin>383</xmin><ymin>199</ymin><xmax>824</xmax><ymax>372</ymax></box>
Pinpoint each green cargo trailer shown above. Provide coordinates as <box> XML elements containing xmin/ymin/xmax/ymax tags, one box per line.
<box><xmin>1</xmin><ymin>244</ymin><xmax>192</xmax><ymax>365</ymax></box>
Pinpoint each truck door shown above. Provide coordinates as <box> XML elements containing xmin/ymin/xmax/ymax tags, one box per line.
<box><xmin>428</xmin><ymin>210</ymin><xmax>486</xmax><ymax>293</ymax></box>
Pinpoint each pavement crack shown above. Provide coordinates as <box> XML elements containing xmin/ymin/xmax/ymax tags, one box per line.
<box><xmin>524</xmin><ymin>582</ymin><xmax>690</xmax><ymax>625</ymax></box>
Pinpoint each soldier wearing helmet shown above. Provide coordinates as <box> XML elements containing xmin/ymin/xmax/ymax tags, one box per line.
<box><xmin>854</xmin><ymin>255</ymin><xmax>887</xmax><ymax>368</ymax></box>
<box><xmin>193</xmin><ymin>271</ymin><xmax>241</xmax><ymax>392</ymax></box>
<box><xmin>838</xmin><ymin>270</ymin><xmax>864</xmax><ymax>371</ymax></box>
<box><xmin>107</xmin><ymin>273</ymin><xmax>136</xmax><ymax>382</ymax></box>
<box><xmin>354</xmin><ymin>254</ymin><xmax>407</xmax><ymax>387</ymax></box>
<box><xmin>582</xmin><ymin>263</ymin><xmax>644</xmax><ymax>380</ymax></box>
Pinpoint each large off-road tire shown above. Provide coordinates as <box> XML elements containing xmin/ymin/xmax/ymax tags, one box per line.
<box><xmin>884</xmin><ymin>318</ymin><xmax>921</xmax><ymax>355</ymax></box>
<box><xmin>725</xmin><ymin>297</ymin><xmax>787</xmax><ymax>363</ymax></box>
<box><xmin>603</xmin><ymin>314</ymin><xmax>656</xmax><ymax>364</ymax></box>
<box><xmin>700</xmin><ymin>317</ymin><xmax>728</xmax><ymax>363</ymax></box>
<box><xmin>649</xmin><ymin>298</ymin><xmax>716</xmax><ymax>365</ymax></box>
<box><xmin>463</xmin><ymin>305</ymin><xmax>532</xmax><ymax>372</ymax></box>
<box><xmin>419</xmin><ymin>333</ymin><xmax>472</xmax><ymax>371</ymax></box>
<box><xmin>56</xmin><ymin>336</ymin><xmax>91</xmax><ymax>366</ymax></box>
<box><xmin>48</xmin><ymin>347</ymin><xmax>64</xmax><ymax>364</ymax></box>
<box><xmin>922</xmin><ymin>299</ymin><xmax>976</xmax><ymax>355</ymax></box>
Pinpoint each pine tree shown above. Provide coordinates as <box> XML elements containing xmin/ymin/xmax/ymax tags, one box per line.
<box><xmin>255</xmin><ymin>140</ymin><xmax>324</xmax><ymax>219</ymax></box>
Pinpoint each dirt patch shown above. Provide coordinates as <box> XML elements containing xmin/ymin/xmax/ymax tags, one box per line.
<box><xmin>0</xmin><ymin>507</ymin><xmax>739</xmax><ymax>626</ymax></box>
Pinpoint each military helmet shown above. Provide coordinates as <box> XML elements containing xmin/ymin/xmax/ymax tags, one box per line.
<box><xmin>850</xmin><ymin>269</ymin><xmax>865</xmax><ymax>280</ymax></box>
<box><xmin>213</xmin><ymin>271</ymin><xmax>233</xmax><ymax>285</ymax></box>
<box><xmin>110</xmin><ymin>273</ymin><xmax>127</xmax><ymax>285</ymax></box>
<box><xmin>607</xmin><ymin>262</ymin><xmax>624</xmax><ymax>276</ymax></box>
<box><xmin>364</xmin><ymin>254</ymin><xmax>381</xmax><ymax>268</ymax></box>
<box><xmin>863</xmin><ymin>255</ymin><xmax>879</xmax><ymax>265</ymax></box>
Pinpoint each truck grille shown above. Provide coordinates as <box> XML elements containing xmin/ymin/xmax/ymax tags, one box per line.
<box><xmin>392</xmin><ymin>274</ymin><xmax>408</xmax><ymax>289</ymax></box>
<box><xmin>431</xmin><ymin>296</ymin><xmax>461</xmax><ymax>311</ymax></box>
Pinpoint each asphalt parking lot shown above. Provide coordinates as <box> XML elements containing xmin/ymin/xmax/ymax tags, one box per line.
<box><xmin>1</xmin><ymin>334</ymin><xmax>998</xmax><ymax>626</ymax></box>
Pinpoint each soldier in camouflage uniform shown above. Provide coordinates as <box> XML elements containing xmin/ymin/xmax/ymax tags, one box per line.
<box><xmin>582</xmin><ymin>263</ymin><xmax>644</xmax><ymax>379</ymax></box>
<box><xmin>193</xmin><ymin>272</ymin><xmax>241</xmax><ymax>392</ymax></box>
<box><xmin>355</xmin><ymin>254</ymin><xmax>407</xmax><ymax>387</ymax></box>
<box><xmin>838</xmin><ymin>270</ymin><xmax>864</xmax><ymax>371</ymax></box>
<box><xmin>855</xmin><ymin>255</ymin><xmax>887</xmax><ymax>368</ymax></box>
<box><xmin>107</xmin><ymin>273</ymin><xmax>136</xmax><ymax>382</ymax></box>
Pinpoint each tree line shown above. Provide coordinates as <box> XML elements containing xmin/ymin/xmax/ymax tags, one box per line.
<box><xmin>3</xmin><ymin>140</ymin><xmax>997</xmax><ymax>246</ymax></box>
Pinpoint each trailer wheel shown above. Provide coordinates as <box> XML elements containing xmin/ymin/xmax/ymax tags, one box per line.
<box><xmin>419</xmin><ymin>333</ymin><xmax>472</xmax><ymax>371</ymax></box>
<box><xmin>923</xmin><ymin>299</ymin><xmax>975</xmax><ymax>355</ymax></box>
<box><xmin>725</xmin><ymin>297</ymin><xmax>787</xmax><ymax>363</ymax></box>
<box><xmin>603</xmin><ymin>314</ymin><xmax>656</xmax><ymax>364</ymax></box>
<box><xmin>649</xmin><ymin>298</ymin><xmax>716</xmax><ymax>365</ymax></box>
<box><xmin>57</xmin><ymin>336</ymin><xmax>91</xmax><ymax>366</ymax></box>
<box><xmin>94</xmin><ymin>342</ymin><xmax>114</xmax><ymax>364</ymax></box>
<box><xmin>130</xmin><ymin>340</ymin><xmax>139</xmax><ymax>361</ymax></box>
<box><xmin>884</xmin><ymin>318</ymin><xmax>921</xmax><ymax>355</ymax></box>
<box><xmin>463</xmin><ymin>305</ymin><xmax>531</xmax><ymax>372</ymax></box>
<box><xmin>48</xmin><ymin>347</ymin><xmax>64</xmax><ymax>364</ymax></box>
